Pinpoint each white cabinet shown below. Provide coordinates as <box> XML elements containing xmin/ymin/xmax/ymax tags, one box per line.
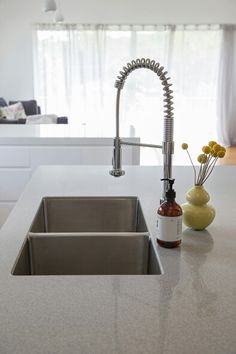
<box><xmin>0</xmin><ymin>203</ymin><xmax>15</xmax><ymax>227</ymax></box>
<box><xmin>0</xmin><ymin>139</ymin><xmax>140</xmax><ymax>227</ymax></box>
<box><xmin>29</xmin><ymin>145</ymin><xmax>138</xmax><ymax>168</ymax></box>
<box><xmin>77</xmin><ymin>146</ymin><xmax>138</xmax><ymax>165</ymax></box>
<box><xmin>0</xmin><ymin>147</ymin><xmax>29</xmax><ymax>167</ymax></box>
<box><xmin>0</xmin><ymin>147</ymin><xmax>31</xmax><ymax>226</ymax></box>
<box><xmin>29</xmin><ymin>146</ymin><xmax>81</xmax><ymax>169</ymax></box>
<box><xmin>0</xmin><ymin>169</ymin><xmax>31</xmax><ymax>201</ymax></box>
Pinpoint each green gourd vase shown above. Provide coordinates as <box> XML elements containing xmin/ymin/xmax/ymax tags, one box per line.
<box><xmin>182</xmin><ymin>185</ymin><xmax>215</xmax><ymax>230</ymax></box>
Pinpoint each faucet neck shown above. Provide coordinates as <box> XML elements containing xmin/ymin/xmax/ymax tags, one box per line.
<box><xmin>116</xmin><ymin>89</ymin><xmax>121</xmax><ymax>138</ymax></box>
<box><xmin>111</xmin><ymin>58</ymin><xmax>175</xmax><ymax>200</ymax></box>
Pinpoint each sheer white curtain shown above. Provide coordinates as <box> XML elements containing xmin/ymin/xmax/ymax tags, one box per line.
<box><xmin>217</xmin><ymin>25</ymin><xmax>236</xmax><ymax>147</ymax></box>
<box><xmin>34</xmin><ymin>24</ymin><xmax>221</xmax><ymax>164</ymax></box>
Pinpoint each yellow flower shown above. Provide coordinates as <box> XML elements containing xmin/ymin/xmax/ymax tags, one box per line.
<box><xmin>181</xmin><ymin>143</ymin><xmax>188</xmax><ymax>150</ymax></box>
<box><xmin>202</xmin><ymin>146</ymin><xmax>211</xmax><ymax>154</ymax></box>
<box><xmin>210</xmin><ymin>150</ymin><xmax>218</xmax><ymax>157</ymax></box>
<box><xmin>220</xmin><ymin>147</ymin><xmax>226</xmax><ymax>152</ymax></box>
<box><xmin>208</xmin><ymin>141</ymin><xmax>217</xmax><ymax>148</ymax></box>
<box><xmin>198</xmin><ymin>154</ymin><xmax>207</xmax><ymax>163</ymax></box>
<box><xmin>213</xmin><ymin>144</ymin><xmax>222</xmax><ymax>153</ymax></box>
<box><xmin>217</xmin><ymin>150</ymin><xmax>225</xmax><ymax>158</ymax></box>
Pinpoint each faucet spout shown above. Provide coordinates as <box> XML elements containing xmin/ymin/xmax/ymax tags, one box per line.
<box><xmin>109</xmin><ymin>58</ymin><xmax>174</xmax><ymax>200</ymax></box>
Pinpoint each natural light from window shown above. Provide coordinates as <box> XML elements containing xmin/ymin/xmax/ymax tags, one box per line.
<box><xmin>34</xmin><ymin>24</ymin><xmax>221</xmax><ymax>165</ymax></box>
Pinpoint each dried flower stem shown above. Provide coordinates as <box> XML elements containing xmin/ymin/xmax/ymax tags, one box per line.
<box><xmin>196</xmin><ymin>163</ymin><xmax>204</xmax><ymax>185</ymax></box>
<box><xmin>200</xmin><ymin>156</ymin><xmax>216</xmax><ymax>185</ymax></box>
<box><xmin>198</xmin><ymin>155</ymin><xmax>212</xmax><ymax>185</ymax></box>
<box><xmin>186</xmin><ymin>149</ymin><xmax>197</xmax><ymax>185</ymax></box>
<box><xmin>201</xmin><ymin>158</ymin><xmax>218</xmax><ymax>184</ymax></box>
<box><xmin>182</xmin><ymin>142</ymin><xmax>226</xmax><ymax>186</ymax></box>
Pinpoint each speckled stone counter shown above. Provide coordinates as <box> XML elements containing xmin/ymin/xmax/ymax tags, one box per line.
<box><xmin>0</xmin><ymin>165</ymin><xmax>235</xmax><ymax>354</ymax></box>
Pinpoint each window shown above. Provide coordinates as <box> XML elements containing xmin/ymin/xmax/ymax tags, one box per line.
<box><xmin>34</xmin><ymin>24</ymin><xmax>222</xmax><ymax>164</ymax></box>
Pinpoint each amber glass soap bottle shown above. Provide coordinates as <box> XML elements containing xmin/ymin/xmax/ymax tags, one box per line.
<box><xmin>157</xmin><ymin>178</ymin><xmax>183</xmax><ymax>248</ymax></box>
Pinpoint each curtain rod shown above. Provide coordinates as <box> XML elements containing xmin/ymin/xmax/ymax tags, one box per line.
<box><xmin>33</xmin><ymin>23</ymin><xmax>236</xmax><ymax>31</ymax></box>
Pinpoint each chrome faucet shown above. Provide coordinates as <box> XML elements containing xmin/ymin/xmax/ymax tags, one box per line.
<box><xmin>109</xmin><ymin>58</ymin><xmax>174</xmax><ymax>201</ymax></box>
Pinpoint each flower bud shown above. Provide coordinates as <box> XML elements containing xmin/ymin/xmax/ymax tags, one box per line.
<box><xmin>208</xmin><ymin>141</ymin><xmax>217</xmax><ymax>148</ymax></box>
<box><xmin>213</xmin><ymin>144</ymin><xmax>221</xmax><ymax>153</ymax></box>
<box><xmin>217</xmin><ymin>150</ymin><xmax>225</xmax><ymax>158</ymax></box>
<box><xmin>198</xmin><ymin>154</ymin><xmax>207</xmax><ymax>163</ymax></box>
<box><xmin>202</xmin><ymin>146</ymin><xmax>211</xmax><ymax>154</ymax></box>
<box><xmin>181</xmin><ymin>143</ymin><xmax>188</xmax><ymax>150</ymax></box>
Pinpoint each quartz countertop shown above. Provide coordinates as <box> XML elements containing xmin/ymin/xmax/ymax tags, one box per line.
<box><xmin>0</xmin><ymin>165</ymin><xmax>235</xmax><ymax>354</ymax></box>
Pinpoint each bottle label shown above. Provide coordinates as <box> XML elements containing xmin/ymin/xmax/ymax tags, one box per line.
<box><xmin>157</xmin><ymin>215</ymin><xmax>182</xmax><ymax>242</ymax></box>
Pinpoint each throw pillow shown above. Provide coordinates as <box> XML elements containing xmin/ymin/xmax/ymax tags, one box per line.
<box><xmin>0</xmin><ymin>102</ymin><xmax>26</xmax><ymax>120</ymax></box>
<box><xmin>9</xmin><ymin>100</ymin><xmax>39</xmax><ymax>115</ymax></box>
<box><xmin>0</xmin><ymin>110</ymin><xmax>5</xmax><ymax>118</ymax></box>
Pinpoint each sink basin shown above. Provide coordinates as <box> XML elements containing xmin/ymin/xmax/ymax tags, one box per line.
<box><xmin>29</xmin><ymin>196</ymin><xmax>149</xmax><ymax>233</ymax></box>
<box><xmin>13</xmin><ymin>234</ymin><xmax>160</xmax><ymax>275</ymax></box>
<box><xmin>12</xmin><ymin>197</ymin><xmax>162</xmax><ymax>276</ymax></box>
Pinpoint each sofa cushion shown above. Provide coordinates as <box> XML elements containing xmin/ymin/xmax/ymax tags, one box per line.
<box><xmin>9</xmin><ymin>100</ymin><xmax>39</xmax><ymax>116</ymax></box>
<box><xmin>0</xmin><ymin>98</ymin><xmax>7</xmax><ymax>107</ymax></box>
<box><xmin>26</xmin><ymin>114</ymin><xmax>58</xmax><ymax>124</ymax></box>
<box><xmin>0</xmin><ymin>102</ymin><xmax>26</xmax><ymax>120</ymax></box>
<box><xmin>0</xmin><ymin>118</ymin><xmax>26</xmax><ymax>124</ymax></box>
<box><xmin>57</xmin><ymin>116</ymin><xmax>68</xmax><ymax>124</ymax></box>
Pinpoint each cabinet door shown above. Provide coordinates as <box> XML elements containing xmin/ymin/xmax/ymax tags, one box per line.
<box><xmin>77</xmin><ymin>146</ymin><xmax>139</xmax><ymax>165</ymax></box>
<box><xmin>29</xmin><ymin>144</ymin><xmax>140</xmax><ymax>169</ymax></box>
<box><xmin>29</xmin><ymin>146</ymin><xmax>81</xmax><ymax>169</ymax></box>
<box><xmin>0</xmin><ymin>203</ymin><xmax>15</xmax><ymax>227</ymax></box>
<box><xmin>0</xmin><ymin>147</ymin><xmax>30</xmax><ymax>167</ymax></box>
<box><xmin>0</xmin><ymin>169</ymin><xmax>31</xmax><ymax>201</ymax></box>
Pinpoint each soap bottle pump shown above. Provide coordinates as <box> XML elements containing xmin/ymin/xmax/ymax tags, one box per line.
<box><xmin>157</xmin><ymin>178</ymin><xmax>183</xmax><ymax>248</ymax></box>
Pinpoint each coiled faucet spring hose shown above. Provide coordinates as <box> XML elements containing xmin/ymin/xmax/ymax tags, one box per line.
<box><xmin>115</xmin><ymin>58</ymin><xmax>174</xmax><ymax>143</ymax></box>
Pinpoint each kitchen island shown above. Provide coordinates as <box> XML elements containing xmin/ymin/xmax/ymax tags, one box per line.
<box><xmin>0</xmin><ymin>165</ymin><xmax>235</xmax><ymax>354</ymax></box>
<box><xmin>0</xmin><ymin>125</ymin><xmax>139</xmax><ymax>227</ymax></box>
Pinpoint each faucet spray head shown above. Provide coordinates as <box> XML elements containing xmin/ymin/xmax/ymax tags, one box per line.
<box><xmin>110</xmin><ymin>138</ymin><xmax>125</xmax><ymax>177</ymax></box>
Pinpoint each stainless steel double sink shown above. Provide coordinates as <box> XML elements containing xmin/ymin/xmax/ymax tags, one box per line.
<box><xmin>12</xmin><ymin>197</ymin><xmax>161</xmax><ymax>276</ymax></box>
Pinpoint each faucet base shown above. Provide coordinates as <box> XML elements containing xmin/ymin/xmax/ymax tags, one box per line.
<box><xmin>109</xmin><ymin>169</ymin><xmax>125</xmax><ymax>177</ymax></box>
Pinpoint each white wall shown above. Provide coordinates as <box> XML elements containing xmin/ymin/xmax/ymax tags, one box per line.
<box><xmin>0</xmin><ymin>0</ymin><xmax>236</xmax><ymax>101</ymax></box>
